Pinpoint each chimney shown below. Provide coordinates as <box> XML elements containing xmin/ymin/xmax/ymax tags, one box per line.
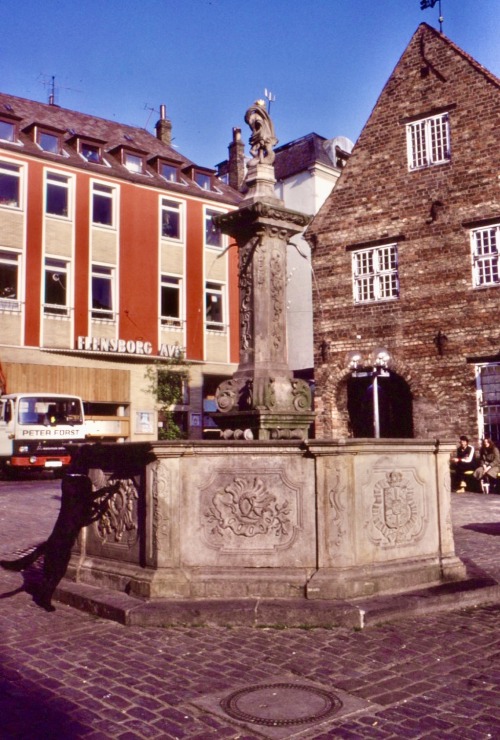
<box><xmin>228</xmin><ymin>127</ymin><xmax>245</xmax><ymax>191</ymax></box>
<box><xmin>156</xmin><ymin>104</ymin><xmax>172</xmax><ymax>146</ymax></box>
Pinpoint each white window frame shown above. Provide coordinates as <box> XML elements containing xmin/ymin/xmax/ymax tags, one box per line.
<box><xmin>91</xmin><ymin>263</ymin><xmax>116</xmax><ymax>321</ymax></box>
<box><xmin>124</xmin><ymin>152</ymin><xmax>144</xmax><ymax>174</ymax></box>
<box><xmin>0</xmin><ymin>249</ymin><xmax>21</xmax><ymax>311</ymax></box>
<box><xmin>406</xmin><ymin>113</ymin><xmax>450</xmax><ymax>170</ymax></box>
<box><xmin>160</xmin><ymin>198</ymin><xmax>184</xmax><ymax>242</ymax></box>
<box><xmin>160</xmin><ymin>274</ymin><xmax>183</xmax><ymax>329</ymax></box>
<box><xmin>91</xmin><ymin>181</ymin><xmax>116</xmax><ymax>228</ymax></box>
<box><xmin>0</xmin><ymin>119</ymin><xmax>16</xmax><ymax>143</ymax></box>
<box><xmin>0</xmin><ymin>160</ymin><xmax>22</xmax><ymax>209</ymax></box>
<box><xmin>204</xmin><ymin>207</ymin><xmax>225</xmax><ymax>249</ymax></box>
<box><xmin>471</xmin><ymin>224</ymin><xmax>499</xmax><ymax>288</ymax></box>
<box><xmin>352</xmin><ymin>244</ymin><xmax>399</xmax><ymax>304</ymax></box>
<box><xmin>205</xmin><ymin>281</ymin><xmax>226</xmax><ymax>332</ymax></box>
<box><xmin>43</xmin><ymin>257</ymin><xmax>70</xmax><ymax>317</ymax></box>
<box><xmin>160</xmin><ymin>162</ymin><xmax>178</xmax><ymax>183</ymax></box>
<box><xmin>37</xmin><ymin>129</ymin><xmax>62</xmax><ymax>155</ymax></box>
<box><xmin>45</xmin><ymin>170</ymin><xmax>72</xmax><ymax>219</ymax></box>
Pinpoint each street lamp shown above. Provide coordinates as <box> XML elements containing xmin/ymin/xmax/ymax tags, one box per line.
<box><xmin>348</xmin><ymin>349</ymin><xmax>391</xmax><ymax>438</ymax></box>
<box><xmin>371</xmin><ymin>350</ymin><xmax>391</xmax><ymax>438</ymax></box>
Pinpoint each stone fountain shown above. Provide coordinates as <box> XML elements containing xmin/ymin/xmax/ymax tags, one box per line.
<box><xmin>64</xmin><ymin>103</ymin><xmax>466</xmax><ymax>621</ymax></box>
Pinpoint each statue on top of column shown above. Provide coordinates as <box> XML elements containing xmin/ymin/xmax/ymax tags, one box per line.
<box><xmin>244</xmin><ymin>100</ymin><xmax>278</xmax><ymax>166</ymax></box>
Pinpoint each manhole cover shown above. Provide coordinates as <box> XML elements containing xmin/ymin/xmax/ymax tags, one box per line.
<box><xmin>220</xmin><ymin>682</ymin><xmax>343</xmax><ymax>727</ymax></box>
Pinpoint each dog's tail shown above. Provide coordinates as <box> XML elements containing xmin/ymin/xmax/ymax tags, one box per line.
<box><xmin>0</xmin><ymin>543</ymin><xmax>47</xmax><ymax>571</ymax></box>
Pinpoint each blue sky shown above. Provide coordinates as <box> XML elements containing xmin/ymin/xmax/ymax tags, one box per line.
<box><xmin>3</xmin><ymin>0</ymin><xmax>499</xmax><ymax>167</ymax></box>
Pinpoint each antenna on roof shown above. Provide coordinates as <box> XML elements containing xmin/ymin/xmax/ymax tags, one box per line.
<box><xmin>264</xmin><ymin>88</ymin><xmax>276</xmax><ymax>114</ymax></box>
<box><xmin>37</xmin><ymin>74</ymin><xmax>82</xmax><ymax>106</ymax></box>
<box><xmin>420</xmin><ymin>0</ymin><xmax>444</xmax><ymax>34</ymax></box>
<box><xmin>143</xmin><ymin>103</ymin><xmax>160</xmax><ymax>130</ymax></box>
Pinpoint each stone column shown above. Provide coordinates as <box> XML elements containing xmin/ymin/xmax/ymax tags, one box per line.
<box><xmin>211</xmin><ymin>102</ymin><xmax>315</xmax><ymax>440</ymax></box>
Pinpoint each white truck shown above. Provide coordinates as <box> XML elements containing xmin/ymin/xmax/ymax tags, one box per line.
<box><xmin>0</xmin><ymin>393</ymin><xmax>86</xmax><ymax>476</ymax></box>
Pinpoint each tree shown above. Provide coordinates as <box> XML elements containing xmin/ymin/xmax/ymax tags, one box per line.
<box><xmin>145</xmin><ymin>357</ymin><xmax>189</xmax><ymax>440</ymax></box>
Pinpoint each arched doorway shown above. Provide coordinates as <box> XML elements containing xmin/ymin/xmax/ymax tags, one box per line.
<box><xmin>347</xmin><ymin>370</ymin><xmax>413</xmax><ymax>438</ymax></box>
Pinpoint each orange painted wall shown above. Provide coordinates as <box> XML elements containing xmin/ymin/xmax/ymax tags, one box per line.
<box><xmin>24</xmin><ymin>160</ymin><xmax>44</xmax><ymax>346</ymax></box>
<box><xmin>118</xmin><ymin>184</ymin><xmax>159</xmax><ymax>350</ymax></box>
<box><xmin>73</xmin><ymin>172</ymin><xmax>90</xmax><ymax>340</ymax></box>
<box><xmin>185</xmin><ymin>200</ymin><xmax>204</xmax><ymax>361</ymax></box>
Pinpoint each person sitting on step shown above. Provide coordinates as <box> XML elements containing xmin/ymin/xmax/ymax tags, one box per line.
<box><xmin>473</xmin><ymin>437</ymin><xmax>500</xmax><ymax>494</ymax></box>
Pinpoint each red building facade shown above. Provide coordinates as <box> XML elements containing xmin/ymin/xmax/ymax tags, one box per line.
<box><xmin>0</xmin><ymin>93</ymin><xmax>240</xmax><ymax>440</ymax></box>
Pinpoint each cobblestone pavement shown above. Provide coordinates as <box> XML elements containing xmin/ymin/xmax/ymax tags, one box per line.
<box><xmin>0</xmin><ymin>479</ymin><xmax>499</xmax><ymax>739</ymax></box>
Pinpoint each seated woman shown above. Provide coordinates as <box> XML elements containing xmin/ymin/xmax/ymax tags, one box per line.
<box><xmin>473</xmin><ymin>437</ymin><xmax>500</xmax><ymax>494</ymax></box>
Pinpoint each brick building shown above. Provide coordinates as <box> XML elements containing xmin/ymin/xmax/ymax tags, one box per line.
<box><xmin>307</xmin><ymin>24</ymin><xmax>500</xmax><ymax>443</ymax></box>
<box><xmin>0</xmin><ymin>92</ymin><xmax>240</xmax><ymax>441</ymax></box>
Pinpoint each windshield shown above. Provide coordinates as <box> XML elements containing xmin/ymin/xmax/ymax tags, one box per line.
<box><xmin>18</xmin><ymin>396</ymin><xmax>83</xmax><ymax>426</ymax></box>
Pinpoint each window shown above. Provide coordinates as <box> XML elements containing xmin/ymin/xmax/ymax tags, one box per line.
<box><xmin>38</xmin><ymin>131</ymin><xmax>61</xmax><ymax>154</ymax></box>
<box><xmin>92</xmin><ymin>183</ymin><xmax>115</xmax><ymax>226</ymax></box>
<box><xmin>195</xmin><ymin>172</ymin><xmax>211</xmax><ymax>190</ymax></box>
<box><xmin>46</xmin><ymin>172</ymin><xmax>70</xmax><ymax>217</ymax></box>
<box><xmin>471</xmin><ymin>225</ymin><xmax>499</xmax><ymax>287</ymax></box>
<box><xmin>160</xmin><ymin>163</ymin><xmax>178</xmax><ymax>182</ymax></box>
<box><xmin>205</xmin><ymin>281</ymin><xmax>225</xmax><ymax>331</ymax></box>
<box><xmin>161</xmin><ymin>199</ymin><xmax>182</xmax><ymax>240</ymax></box>
<box><xmin>44</xmin><ymin>258</ymin><xmax>69</xmax><ymax>315</ymax></box>
<box><xmin>0</xmin><ymin>120</ymin><xmax>15</xmax><ymax>142</ymax></box>
<box><xmin>161</xmin><ymin>275</ymin><xmax>182</xmax><ymax>327</ymax></box>
<box><xmin>91</xmin><ymin>264</ymin><xmax>115</xmax><ymax>320</ymax></box>
<box><xmin>478</xmin><ymin>364</ymin><xmax>500</xmax><ymax>442</ymax></box>
<box><xmin>81</xmin><ymin>142</ymin><xmax>102</xmax><ymax>164</ymax></box>
<box><xmin>0</xmin><ymin>161</ymin><xmax>21</xmax><ymax>207</ymax></box>
<box><xmin>205</xmin><ymin>208</ymin><xmax>223</xmax><ymax>248</ymax></box>
<box><xmin>0</xmin><ymin>250</ymin><xmax>20</xmax><ymax>309</ymax></box>
<box><xmin>406</xmin><ymin>113</ymin><xmax>450</xmax><ymax>170</ymax></box>
<box><xmin>124</xmin><ymin>152</ymin><xmax>143</xmax><ymax>173</ymax></box>
<box><xmin>352</xmin><ymin>244</ymin><xmax>399</xmax><ymax>303</ymax></box>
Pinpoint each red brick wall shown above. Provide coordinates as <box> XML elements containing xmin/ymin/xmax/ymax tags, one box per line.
<box><xmin>308</xmin><ymin>24</ymin><xmax>500</xmax><ymax>441</ymax></box>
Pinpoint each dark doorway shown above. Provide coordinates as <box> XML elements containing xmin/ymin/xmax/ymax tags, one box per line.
<box><xmin>347</xmin><ymin>371</ymin><xmax>413</xmax><ymax>438</ymax></box>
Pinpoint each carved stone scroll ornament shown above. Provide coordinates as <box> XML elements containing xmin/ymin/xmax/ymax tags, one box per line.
<box><xmin>244</xmin><ymin>100</ymin><xmax>278</xmax><ymax>165</ymax></box>
<box><xmin>205</xmin><ymin>477</ymin><xmax>290</xmax><ymax>538</ymax></box>
<box><xmin>90</xmin><ymin>476</ymin><xmax>139</xmax><ymax>546</ymax></box>
<box><xmin>291</xmin><ymin>379</ymin><xmax>312</xmax><ymax>412</ymax></box>
<box><xmin>327</xmin><ymin>465</ymin><xmax>347</xmax><ymax>548</ymax></box>
<box><xmin>215</xmin><ymin>378</ymin><xmax>244</xmax><ymax>413</ymax></box>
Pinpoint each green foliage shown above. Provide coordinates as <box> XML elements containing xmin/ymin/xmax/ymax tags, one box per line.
<box><xmin>145</xmin><ymin>357</ymin><xmax>189</xmax><ymax>440</ymax></box>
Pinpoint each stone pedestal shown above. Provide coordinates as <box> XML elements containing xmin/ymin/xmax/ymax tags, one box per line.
<box><xmin>68</xmin><ymin>439</ymin><xmax>466</xmax><ymax>601</ymax></box>
<box><xmin>213</xmin><ymin>196</ymin><xmax>314</xmax><ymax>440</ymax></box>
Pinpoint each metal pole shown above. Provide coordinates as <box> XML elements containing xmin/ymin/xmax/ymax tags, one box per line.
<box><xmin>373</xmin><ymin>371</ymin><xmax>380</xmax><ymax>438</ymax></box>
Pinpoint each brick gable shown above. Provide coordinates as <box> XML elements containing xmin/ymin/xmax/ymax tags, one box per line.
<box><xmin>308</xmin><ymin>24</ymin><xmax>500</xmax><ymax>442</ymax></box>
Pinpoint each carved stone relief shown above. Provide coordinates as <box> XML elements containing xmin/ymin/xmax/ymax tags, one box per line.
<box><xmin>200</xmin><ymin>469</ymin><xmax>302</xmax><ymax>553</ymax></box>
<box><xmin>87</xmin><ymin>470</ymin><xmax>139</xmax><ymax>547</ymax></box>
<box><xmin>327</xmin><ymin>464</ymin><xmax>347</xmax><ymax>548</ymax></box>
<box><xmin>366</xmin><ymin>469</ymin><xmax>425</xmax><ymax>548</ymax></box>
<box><xmin>150</xmin><ymin>462</ymin><xmax>171</xmax><ymax>561</ymax></box>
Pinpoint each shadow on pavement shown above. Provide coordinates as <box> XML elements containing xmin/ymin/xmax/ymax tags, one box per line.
<box><xmin>462</xmin><ymin>522</ymin><xmax>500</xmax><ymax>537</ymax></box>
<box><xmin>1</xmin><ymin>472</ymin><xmax>117</xmax><ymax>612</ymax></box>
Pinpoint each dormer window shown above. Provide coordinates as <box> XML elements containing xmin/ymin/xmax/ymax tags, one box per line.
<box><xmin>39</xmin><ymin>130</ymin><xmax>61</xmax><ymax>154</ymax></box>
<box><xmin>182</xmin><ymin>164</ymin><xmax>216</xmax><ymax>191</ymax></box>
<box><xmin>161</xmin><ymin>162</ymin><xmax>178</xmax><ymax>182</ymax></box>
<box><xmin>124</xmin><ymin>152</ymin><xmax>143</xmax><ymax>173</ymax></box>
<box><xmin>111</xmin><ymin>145</ymin><xmax>147</xmax><ymax>174</ymax></box>
<box><xmin>0</xmin><ymin>120</ymin><xmax>16</xmax><ymax>143</ymax></box>
<box><xmin>195</xmin><ymin>172</ymin><xmax>212</xmax><ymax>190</ymax></box>
<box><xmin>81</xmin><ymin>142</ymin><xmax>102</xmax><ymax>164</ymax></box>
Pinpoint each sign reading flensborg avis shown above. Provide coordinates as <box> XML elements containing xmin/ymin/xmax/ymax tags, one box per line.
<box><xmin>76</xmin><ymin>336</ymin><xmax>183</xmax><ymax>358</ymax></box>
